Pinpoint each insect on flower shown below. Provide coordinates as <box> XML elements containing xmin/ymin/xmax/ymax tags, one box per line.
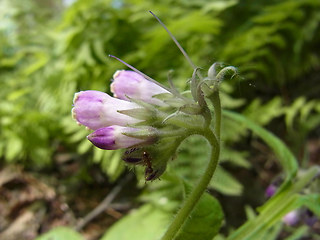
<box><xmin>122</xmin><ymin>148</ymin><xmax>158</xmax><ymax>181</ymax></box>
<box><xmin>122</xmin><ymin>147</ymin><xmax>144</xmax><ymax>164</ymax></box>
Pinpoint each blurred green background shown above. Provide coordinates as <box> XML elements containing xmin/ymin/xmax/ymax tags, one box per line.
<box><xmin>0</xmin><ymin>0</ymin><xmax>319</xmax><ymax>239</ymax></box>
<box><xmin>1</xmin><ymin>0</ymin><xmax>319</xmax><ymax>169</ymax></box>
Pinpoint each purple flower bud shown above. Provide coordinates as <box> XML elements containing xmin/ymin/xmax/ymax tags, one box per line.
<box><xmin>72</xmin><ymin>90</ymin><xmax>141</xmax><ymax>130</ymax></box>
<box><xmin>265</xmin><ymin>184</ymin><xmax>277</xmax><ymax>198</ymax></box>
<box><xmin>282</xmin><ymin>210</ymin><xmax>300</xmax><ymax>226</ymax></box>
<box><xmin>87</xmin><ymin>126</ymin><xmax>153</xmax><ymax>150</ymax></box>
<box><xmin>111</xmin><ymin>70</ymin><xmax>169</xmax><ymax>105</ymax></box>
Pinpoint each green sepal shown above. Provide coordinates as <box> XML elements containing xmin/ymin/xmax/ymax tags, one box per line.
<box><xmin>152</xmin><ymin>92</ymin><xmax>174</xmax><ymax>101</ymax></box>
<box><xmin>126</xmin><ymin>96</ymin><xmax>158</xmax><ymax>111</ymax></box>
<box><xmin>153</xmin><ymin>93</ymin><xmax>197</xmax><ymax>110</ymax></box>
<box><xmin>117</xmin><ymin>108</ymin><xmax>152</xmax><ymax>120</ymax></box>
<box><xmin>215</xmin><ymin>66</ymin><xmax>238</xmax><ymax>82</ymax></box>
<box><xmin>122</xmin><ymin>127</ymin><xmax>158</xmax><ymax>140</ymax></box>
<box><xmin>178</xmin><ymin>103</ymin><xmax>202</xmax><ymax>115</ymax></box>
<box><xmin>207</xmin><ymin>62</ymin><xmax>223</xmax><ymax>80</ymax></box>
<box><xmin>201</xmin><ymin>81</ymin><xmax>214</xmax><ymax>97</ymax></box>
<box><xmin>162</xmin><ymin>111</ymin><xmax>205</xmax><ymax>129</ymax></box>
<box><xmin>143</xmin><ymin>137</ymin><xmax>184</xmax><ymax>181</ymax></box>
<box><xmin>162</xmin><ymin>98</ymin><xmax>186</xmax><ymax>108</ymax></box>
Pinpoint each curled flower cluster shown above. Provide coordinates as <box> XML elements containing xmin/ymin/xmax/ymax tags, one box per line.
<box><xmin>72</xmin><ymin>62</ymin><xmax>236</xmax><ymax>181</ymax></box>
<box><xmin>72</xmin><ymin>70</ymin><xmax>198</xmax><ymax>180</ymax></box>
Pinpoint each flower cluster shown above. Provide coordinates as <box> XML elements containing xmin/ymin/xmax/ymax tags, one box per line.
<box><xmin>72</xmin><ymin>60</ymin><xmax>237</xmax><ymax>181</ymax></box>
<box><xmin>72</xmin><ymin>70</ymin><xmax>196</xmax><ymax>180</ymax></box>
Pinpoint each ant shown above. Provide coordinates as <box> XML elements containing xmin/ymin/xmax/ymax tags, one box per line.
<box><xmin>142</xmin><ymin>151</ymin><xmax>159</xmax><ymax>181</ymax></box>
<box><xmin>122</xmin><ymin>148</ymin><xmax>158</xmax><ymax>181</ymax></box>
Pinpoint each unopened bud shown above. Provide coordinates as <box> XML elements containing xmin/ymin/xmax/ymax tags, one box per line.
<box><xmin>111</xmin><ymin>70</ymin><xmax>169</xmax><ymax>106</ymax></box>
<box><xmin>87</xmin><ymin>126</ymin><xmax>155</xmax><ymax>150</ymax></box>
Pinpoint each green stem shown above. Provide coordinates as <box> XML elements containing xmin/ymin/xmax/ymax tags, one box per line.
<box><xmin>161</xmin><ymin>130</ymin><xmax>220</xmax><ymax>240</ymax></box>
<box><xmin>209</xmin><ymin>91</ymin><xmax>221</xmax><ymax>140</ymax></box>
<box><xmin>161</xmin><ymin>83</ymin><xmax>222</xmax><ymax>240</ymax></box>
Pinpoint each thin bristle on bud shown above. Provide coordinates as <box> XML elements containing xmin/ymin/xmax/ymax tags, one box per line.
<box><xmin>149</xmin><ymin>11</ymin><xmax>203</xmax><ymax>81</ymax></box>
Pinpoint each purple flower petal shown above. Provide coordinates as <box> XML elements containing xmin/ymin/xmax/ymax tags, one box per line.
<box><xmin>87</xmin><ymin>126</ymin><xmax>149</xmax><ymax>150</ymax></box>
<box><xmin>111</xmin><ymin>70</ymin><xmax>169</xmax><ymax>105</ymax></box>
<box><xmin>72</xmin><ymin>90</ymin><xmax>141</xmax><ymax>130</ymax></box>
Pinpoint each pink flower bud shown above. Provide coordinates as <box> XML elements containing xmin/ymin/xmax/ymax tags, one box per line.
<box><xmin>282</xmin><ymin>210</ymin><xmax>300</xmax><ymax>226</ymax></box>
<box><xmin>111</xmin><ymin>70</ymin><xmax>169</xmax><ymax>105</ymax></box>
<box><xmin>72</xmin><ymin>90</ymin><xmax>141</xmax><ymax>130</ymax></box>
<box><xmin>87</xmin><ymin>126</ymin><xmax>153</xmax><ymax>150</ymax></box>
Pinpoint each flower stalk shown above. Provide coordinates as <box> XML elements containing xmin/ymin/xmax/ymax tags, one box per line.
<box><xmin>209</xmin><ymin>91</ymin><xmax>221</xmax><ymax>140</ymax></box>
<box><xmin>161</xmin><ymin>92</ymin><xmax>222</xmax><ymax>240</ymax></box>
<box><xmin>160</xmin><ymin>131</ymin><xmax>220</xmax><ymax>240</ymax></box>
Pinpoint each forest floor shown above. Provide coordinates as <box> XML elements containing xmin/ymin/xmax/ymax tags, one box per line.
<box><xmin>0</xmin><ymin>138</ymin><xmax>319</xmax><ymax>240</ymax></box>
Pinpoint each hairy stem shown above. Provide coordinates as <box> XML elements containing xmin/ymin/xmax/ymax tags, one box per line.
<box><xmin>161</xmin><ymin>130</ymin><xmax>219</xmax><ymax>240</ymax></box>
<box><xmin>209</xmin><ymin>91</ymin><xmax>221</xmax><ymax>140</ymax></box>
<box><xmin>161</xmin><ymin>87</ymin><xmax>222</xmax><ymax>240</ymax></box>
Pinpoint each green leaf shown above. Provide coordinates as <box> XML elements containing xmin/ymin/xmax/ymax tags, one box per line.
<box><xmin>7</xmin><ymin>88</ymin><xmax>31</xmax><ymax>101</ymax></box>
<box><xmin>175</xmin><ymin>192</ymin><xmax>224</xmax><ymax>240</ymax></box>
<box><xmin>5</xmin><ymin>135</ymin><xmax>23</xmax><ymax>162</ymax></box>
<box><xmin>220</xmin><ymin>147</ymin><xmax>250</xmax><ymax>169</ymax></box>
<box><xmin>297</xmin><ymin>194</ymin><xmax>320</xmax><ymax>217</ymax></box>
<box><xmin>209</xmin><ymin>166</ymin><xmax>243</xmax><ymax>196</ymax></box>
<box><xmin>100</xmin><ymin>204</ymin><xmax>171</xmax><ymax>240</ymax></box>
<box><xmin>213</xmin><ymin>234</ymin><xmax>226</xmax><ymax>240</ymax></box>
<box><xmin>102</xmin><ymin>178</ymin><xmax>223</xmax><ymax>240</ymax></box>
<box><xmin>77</xmin><ymin>42</ymin><xmax>95</xmax><ymax>66</ymax></box>
<box><xmin>223</xmin><ymin>110</ymin><xmax>298</xmax><ymax>182</ymax></box>
<box><xmin>93</xmin><ymin>149</ymin><xmax>125</xmax><ymax>182</ymax></box>
<box><xmin>91</xmin><ymin>40</ymin><xmax>107</xmax><ymax>63</ymax></box>
<box><xmin>170</xmin><ymin>135</ymin><xmax>244</xmax><ymax>196</ymax></box>
<box><xmin>104</xmin><ymin>150</ymin><xmax>125</xmax><ymax>182</ymax></box>
<box><xmin>243</xmin><ymin>97</ymin><xmax>283</xmax><ymax>126</ymax></box>
<box><xmin>204</xmin><ymin>0</ymin><xmax>238</xmax><ymax>13</ymax></box>
<box><xmin>23</xmin><ymin>52</ymin><xmax>49</xmax><ymax>76</ymax></box>
<box><xmin>284</xmin><ymin>97</ymin><xmax>306</xmax><ymax>129</ymax></box>
<box><xmin>227</xmin><ymin>166</ymin><xmax>319</xmax><ymax>240</ymax></box>
<box><xmin>77</xmin><ymin>139</ymin><xmax>92</xmax><ymax>154</ymax></box>
<box><xmin>285</xmin><ymin>225</ymin><xmax>309</xmax><ymax>240</ymax></box>
<box><xmin>259</xmin><ymin>223</ymin><xmax>282</xmax><ymax>240</ymax></box>
<box><xmin>244</xmin><ymin>205</ymin><xmax>256</xmax><ymax>220</ymax></box>
<box><xmin>35</xmin><ymin>227</ymin><xmax>84</xmax><ymax>240</ymax></box>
